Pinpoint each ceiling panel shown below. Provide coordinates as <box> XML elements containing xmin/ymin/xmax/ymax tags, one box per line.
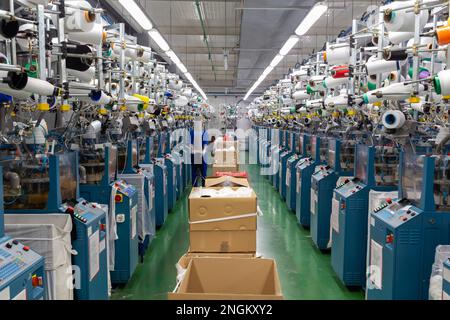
<box><xmin>111</xmin><ymin>0</ymin><xmax>372</xmax><ymax>98</ymax></box>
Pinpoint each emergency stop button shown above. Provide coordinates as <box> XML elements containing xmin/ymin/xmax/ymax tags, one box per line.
<box><xmin>23</xmin><ymin>246</ymin><xmax>30</xmax><ymax>252</ymax></box>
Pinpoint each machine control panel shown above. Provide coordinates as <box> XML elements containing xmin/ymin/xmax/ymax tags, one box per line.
<box><xmin>334</xmin><ymin>178</ymin><xmax>365</xmax><ymax>198</ymax></box>
<box><xmin>371</xmin><ymin>200</ymin><xmax>421</xmax><ymax>228</ymax></box>
<box><xmin>297</xmin><ymin>157</ymin><xmax>312</xmax><ymax>170</ymax></box>
<box><xmin>312</xmin><ymin>165</ymin><xmax>333</xmax><ymax>178</ymax></box>
<box><xmin>112</xmin><ymin>179</ymin><xmax>137</xmax><ymax>197</ymax></box>
<box><xmin>0</xmin><ymin>237</ymin><xmax>43</xmax><ymax>288</ymax></box>
<box><xmin>61</xmin><ymin>199</ymin><xmax>107</xmax><ymax>225</ymax></box>
<box><xmin>288</xmin><ymin>154</ymin><xmax>300</xmax><ymax>164</ymax></box>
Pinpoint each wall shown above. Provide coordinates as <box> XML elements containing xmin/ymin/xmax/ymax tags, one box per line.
<box><xmin>207</xmin><ymin>95</ymin><xmax>241</xmax><ymax>107</ymax></box>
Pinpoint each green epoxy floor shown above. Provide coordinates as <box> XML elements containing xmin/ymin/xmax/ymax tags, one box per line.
<box><xmin>111</xmin><ymin>162</ymin><xmax>364</xmax><ymax>300</ymax></box>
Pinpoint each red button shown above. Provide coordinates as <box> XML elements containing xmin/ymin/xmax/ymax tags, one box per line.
<box><xmin>65</xmin><ymin>207</ymin><xmax>74</xmax><ymax>214</ymax></box>
<box><xmin>32</xmin><ymin>275</ymin><xmax>42</xmax><ymax>287</ymax></box>
<box><xmin>386</xmin><ymin>234</ymin><xmax>394</xmax><ymax>244</ymax></box>
<box><xmin>23</xmin><ymin>246</ymin><xmax>30</xmax><ymax>252</ymax></box>
<box><xmin>386</xmin><ymin>198</ymin><xmax>392</xmax><ymax>204</ymax></box>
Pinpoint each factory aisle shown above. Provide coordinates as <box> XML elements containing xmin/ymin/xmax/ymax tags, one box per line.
<box><xmin>111</xmin><ymin>161</ymin><xmax>364</xmax><ymax>300</ymax></box>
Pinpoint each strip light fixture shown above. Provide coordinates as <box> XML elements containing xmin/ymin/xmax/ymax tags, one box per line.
<box><xmin>118</xmin><ymin>0</ymin><xmax>153</xmax><ymax>30</ymax></box>
<box><xmin>243</xmin><ymin>3</ymin><xmax>327</xmax><ymax>101</ymax></box>
<box><xmin>118</xmin><ymin>0</ymin><xmax>208</xmax><ymax>100</ymax></box>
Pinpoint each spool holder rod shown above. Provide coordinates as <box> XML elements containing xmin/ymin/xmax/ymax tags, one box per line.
<box><xmin>37</xmin><ymin>4</ymin><xmax>47</xmax><ymax>107</ymax></box>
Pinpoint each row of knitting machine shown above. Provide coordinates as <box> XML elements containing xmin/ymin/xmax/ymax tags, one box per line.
<box><xmin>0</xmin><ymin>0</ymin><xmax>203</xmax><ymax>300</ymax></box>
<box><xmin>249</xmin><ymin>0</ymin><xmax>450</xmax><ymax>300</ymax></box>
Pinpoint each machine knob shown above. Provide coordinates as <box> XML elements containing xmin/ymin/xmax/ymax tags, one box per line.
<box><xmin>386</xmin><ymin>198</ymin><xmax>392</xmax><ymax>204</ymax></box>
<box><xmin>12</xmin><ymin>240</ymin><xmax>19</xmax><ymax>245</ymax></box>
<box><xmin>5</xmin><ymin>242</ymin><xmax>12</xmax><ymax>249</ymax></box>
<box><xmin>23</xmin><ymin>246</ymin><xmax>30</xmax><ymax>252</ymax></box>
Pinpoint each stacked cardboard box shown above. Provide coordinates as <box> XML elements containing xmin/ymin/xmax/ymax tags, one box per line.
<box><xmin>188</xmin><ymin>184</ymin><xmax>257</xmax><ymax>253</ymax></box>
<box><xmin>169</xmin><ymin>178</ymin><xmax>283</xmax><ymax>300</ymax></box>
<box><xmin>213</xmin><ymin>139</ymin><xmax>239</xmax><ymax>174</ymax></box>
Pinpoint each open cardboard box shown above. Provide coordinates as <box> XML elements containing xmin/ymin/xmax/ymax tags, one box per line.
<box><xmin>212</xmin><ymin>162</ymin><xmax>239</xmax><ymax>175</ymax></box>
<box><xmin>205</xmin><ymin>176</ymin><xmax>249</xmax><ymax>188</ymax></box>
<box><xmin>177</xmin><ymin>252</ymin><xmax>257</xmax><ymax>269</ymax></box>
<box><xmin>169</xmin><ymin>257</ymin><xmax>283</xmax><ymax>300</ymax></box>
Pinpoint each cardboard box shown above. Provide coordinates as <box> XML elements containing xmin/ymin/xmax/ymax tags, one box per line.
<box><xmin>212</xmin><ymin>163</ymin><xmax>239</xmax><ymax>175</ymax></box>
<box><xmin>214</xmin><ymin>150</ymin><xmax>237</xmax><ymax>163</ymax></box>
<box><xmin>205</xmin><ymin>176</ymin><xmax>249</xmax><ymax>188</ymax></box>
<box><xmin>189</xmin><ymin>187</ymin><xmax>257</xmax><ymax>252</ymax></box>
<box><xmin>189</xmin><ymin>187</ymin><xmax>257</xmax><ymax>223</ymax></box>
<box><xmin>215</xmin><ymin>140</ymin><xmax>237</xmax><ymax>150</ymax></box>
<box><xmin>177</xmin><ymin>252</ymin><xmax>257</xmax><ymax>269</ymax></box>
<box><xmin>169</xmin><ymin>257</ymin><xmax>283</xmax><ymax>300</ymax></box>
<box><xmin>189</xmin><ymin>230</ymin><xmax>256</xmax><ymax>253</ymax></box>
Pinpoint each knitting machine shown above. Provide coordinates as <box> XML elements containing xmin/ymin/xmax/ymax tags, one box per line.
<box><xmin>0</xmin><ymin>167</ymin><xmax>45</xmax><ymax>300</ymax></box>
<box><xmin>296</xmin><ymin>135</ymin><xmax>328</xmax><ymax>228</ymax></box>
<box><xmin>279</xmin><ymin>130</ymin><xmax>296</xmax><ymax>200</ymax></box>
<box><xmin>367</xmin><ymin>152</ymin><xmax>450</xmax><ymax>299</ymax></box>
<box><xmin>4</xmin><ymin>151</ymin><xmax>109</xmax><ymax>299</ymax></box>
<box><xmin>331</xmin><ymin>144</ymin><xmax>399</xmax><ymax>287</ymax></box>
<box><xmin>286</xmin><ymin>132</ymin><xmax>305</xmax><ymax>212</ymax></box>
<box><xmin>310</xmin><ymin>139</ymin><xmax>355</xmax><ymax>250</ymax></box>
<box><xmin>79</xmin><ymin>145</ymin><xmax>138</xmax><ymax>285</ymax></box>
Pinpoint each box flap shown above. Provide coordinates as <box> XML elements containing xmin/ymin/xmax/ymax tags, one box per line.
<box><xmin>205</xmin><ymin>176</ymin><xmax>249</xmax><ymax>188</ymax></box>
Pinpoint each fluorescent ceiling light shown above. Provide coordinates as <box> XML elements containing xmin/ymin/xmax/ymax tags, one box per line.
<box><xmin>148</xmin><ymin>29</ymin><xmax>170</xmax><ymax>52</ymax></box>
<box><xmin>295</xmin><ymin>3</ymin><xmax>328</xmax><ymax>36</ymax></box>
<box><xmin>262</xmin><ymin>66</ymin><xmax>274</xmax><ymax>76</ymax></box>
<box><xmin>270</xmin><ymin>54</ymin><xmax>284</xmax><ymax>68</ymax></box>
<box><xmin>176</xmin><ymin>62</ymin><xmax>188</xmax><ymax>74</ymax></box>
<box><xmin>184</xmin><ymin>72</ymin><xmax>194</xmax><ymax>82</ymax></box>
<box><xmin>118</xmin><ymin>0</ymin><xmax>153</xmax><ymax>31</ymax></box>
<box><xmin>279</xmin><ymin>36</ymin><xmax>299</xmax><ymax>56</ymax></box>
<box><xmin>166</xmin><ymin>50</ymin><xmax>181</xmax><ymax>65</ymax></box>
<box><xmin>184</xmin><ymin>72</ymin><xmax>207</xmax><ymax>100</ymax></box>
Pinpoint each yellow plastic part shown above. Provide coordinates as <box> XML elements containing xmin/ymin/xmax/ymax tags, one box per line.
<box><xmin>120</xmin><ymin>105</ymin><xmax>127</xmax><ymax>112</ymax></box>
<box><xmin>60</xmin><ymin>104</ymin><xmax>71</xmax><ymax>112</ymax></box>
<box><xmin>408</xmin><ymin>96</ymin><xmax>420</xmax><ymax>103</ymax></box>
<box><xmin>37</xmin><ymin>103</ymin><xmax>50</xmax><ymax>111</ymax></box>
<box><xmin>347</xmin><ymin>109</ymin><xmax>357</xmax><ymax>116</ymax></box>
<box><xmin>133</xmin><ymin>94</ymin><xmax>150</xmax><ymax>110</ymax></box>
<box><xmin>98</xmin><ymin>108</ymin><xmax>108</xmax><ymax>115</ymax></box>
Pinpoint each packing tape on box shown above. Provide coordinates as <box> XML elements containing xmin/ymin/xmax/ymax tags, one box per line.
<box><xmin>189</xmin><ymin>212</ymin><xmax>259</xmax><ymax>225</ymax></box>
